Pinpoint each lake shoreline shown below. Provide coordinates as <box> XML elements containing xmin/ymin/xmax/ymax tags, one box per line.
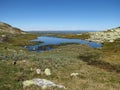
<box><xmin>27</xmin><ymin>36</ymin><xmax>102</xmax><ymax>52</ymax></box>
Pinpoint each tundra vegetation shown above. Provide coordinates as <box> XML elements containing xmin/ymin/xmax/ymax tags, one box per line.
<box><xmin>0</xmin><ymin>22</ymin><xmax>120</xmax><ymax>90</ymax></box>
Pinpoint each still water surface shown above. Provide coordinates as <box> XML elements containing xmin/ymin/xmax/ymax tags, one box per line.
<box><xmin>27</xmin><ymin>36</ymin><xmax>102</xmax><ymax>52</ymax></box>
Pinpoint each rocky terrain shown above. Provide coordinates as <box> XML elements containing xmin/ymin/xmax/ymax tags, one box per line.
<box><xmin>0</xmin><ymin>22</ymin><xmax>26</xmax><ymax>42</ymax></box>
<box><xmin>0</xmin><ymin>22</ymin><xmax>120</xmax><ymax>90</ymax></box>
<box><xmin>0</xmin><ymin>22</ymin><xmax>25</xmax><ymax>34</ymax></box>
<box><xmin>86</xmin><ymin>27</ymin><xmax>120</xmax><ymax>43</ymax></box>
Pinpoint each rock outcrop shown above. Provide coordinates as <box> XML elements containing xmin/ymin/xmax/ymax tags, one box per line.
<box><xmin>86</xmin><ymin>27</ymin><xmax>120</xmax><ymax>43</ymax></box>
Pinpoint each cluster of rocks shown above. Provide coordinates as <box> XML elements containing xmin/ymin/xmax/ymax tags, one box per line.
<box><xmin>0</xmin><ymin>34</ymin><xmax>7</xmax><ymax>43</ymax></box>
<box><xmin>23</xmin><ymin>68</ymin><xmax>67</xmax><ymax>89</ymax></box>
<box><xmin>86</xmin><ymin>27</ymin><xmax>120</xmax><ymax>43</ymax></box>
<box><xmin>23</xmin><ymin>66</ymin><xmax>80</xmax><ymax>89</ymax></box>
<box><xmin>35</xmin><ymin>68</ymin><xmax>51</xmax><ymax>76</ymax></box>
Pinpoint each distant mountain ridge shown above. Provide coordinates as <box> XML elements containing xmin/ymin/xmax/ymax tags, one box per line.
<box><xmin>0</xmin><ymin>22</ymin><xmax>25</xmax><ymax>34</ymax></box>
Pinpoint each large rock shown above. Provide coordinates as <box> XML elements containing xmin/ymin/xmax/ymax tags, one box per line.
<box><xmin>23</xmin><ymin>78</ymin><xmax>66</xmax><ymax>89</ymax></box>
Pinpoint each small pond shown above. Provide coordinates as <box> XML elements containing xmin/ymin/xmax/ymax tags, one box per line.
<box><xmin>27</xmin><ymin>36</ymin><xmax>102</xmax><ymax>52</ymax></box>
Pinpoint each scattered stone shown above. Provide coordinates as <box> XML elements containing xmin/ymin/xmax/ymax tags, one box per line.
<box><xmin>70</xmin><ymin>73</ymin><xmax>79</xmax><ymax>77</ymax></box>
<box><xmin>24</xmin><ymin>46</ymin><xmax>27</xmax><ymax>48</ymax></box>
<box><xmin>1</xmin><ymin>34</ymin><xmax>6</xmax><ymax>38</ymax></box>
<box><xmin>32</xmin><ymin>47</ymin><xmax>36</xmax><ymax>51</ymax></box>
<box><xmin>23</xmin><ymin>80</ymin><xmax>34</xmax><ymax>88</ymax></box>
<box><xmin>23</xmin><ymin>78</ymin><xmax>66</xmax><ymax>89</ymax></box>
<box><xmin>22</xmin><ymin>60</ymin><xmax>26</xmax><ymax>63</ymax></box>
<box><xmin>30</xmin><ymin>67</ymin><xmax>33</xmax><ymax>71</ymax></box>
<box><xmin>36</xmin><ymin>69</ymin><xmax>41</xmax><ymax>74</ymax></box>
<box><xmin>19</xmin><ymin>50</ymin><xmax>23</xmax><ymax>52</ymax></box>
<box><xmin>13</xmin><ymin>50</ymin><xmax>16</xmax><ymax>52</ymax></box>
<box><xmin>44</xmin><ymin>68</ymin><xmax>51</xmax><ymax>76</ymax></box>
<box><xmin>109</xmin><ymin>39</ymin><xmax>114</xmax><ymax>42</ymax></box>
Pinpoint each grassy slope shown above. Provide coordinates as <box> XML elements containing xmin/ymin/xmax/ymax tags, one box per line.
<box><xmin>45</xmin><ymin>33</ymin><xmax>120</xmax><ymax>72</ymax></box>
<box><xmin>0</xmin><ymin>30</ymin><xmax>120</xmax><ymax>90</ymax></box>
<box><xmin>0</xmin><ymin>38</ymin><xmax>120</xmax><ymax>90</ymax></box>
<box><xmin>100</xmin><ymin>38</ymin><xmax>120</xmax><ymax>73</ymax></box>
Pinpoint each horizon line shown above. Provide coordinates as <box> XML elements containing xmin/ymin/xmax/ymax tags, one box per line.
<box><xmin>24</xmin><ymin>29</ymin><xmax>102</xmax><ymax>31</ymax></box>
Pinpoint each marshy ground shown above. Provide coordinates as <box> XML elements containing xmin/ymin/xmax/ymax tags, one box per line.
<box><xmin>0</xmin><ymin>33</ymin><xmax>120</xmax><ymax>90</ymax></box>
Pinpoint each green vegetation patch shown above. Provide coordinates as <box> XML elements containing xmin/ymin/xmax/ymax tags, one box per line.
<box><xmin>0</xmin><ymin>45</ymin><xmax>120</xmax><ymax>90</ymax></box>
<box><xmin>41</xmin><ymin>33</ymin><xmax>90</xmax><ymax>39</ymax></box>
<box><xmin>0</xmin><ymin>31</ymin><xmax>120</xmax><ymax>90</ymax></box>
<box><xmin>7</xmin><ymin>34</ymin><xmax>39</xmax><ymax>46</ymax></box>
<box><xmin>79</xmin><ymin>50</ymin><xmax>120</xmax><ymax>73</ymax></box>
<box><xmin>102</xmin><ymin>38</ymin><xmax>120</xmax><ymax>52</ymax></box>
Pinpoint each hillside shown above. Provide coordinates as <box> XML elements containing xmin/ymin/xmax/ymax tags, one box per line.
<box><xmin>86</xmin><ymin>27</ymin><xmax>120</xmax><ymax>43</ymax></box>
<box><xmin>0</xmin><ymin>22</ymin><xmax>27</xmax><ymax>43</ymax></box>
<box><xmin>45</xmin><ymin>27</ymin><xmax>120</xmax><ymax>43</ymax></box>
<box><xmin>0</xmin><ymin>22</ymin><xmax>26</xmax><ymax>35</ymax></box>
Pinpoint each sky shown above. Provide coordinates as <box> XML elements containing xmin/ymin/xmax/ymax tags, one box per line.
<box><xmin>0</xmin><ymin>0</ymin><xmax>120</xmax><ymax>31</ymax></box>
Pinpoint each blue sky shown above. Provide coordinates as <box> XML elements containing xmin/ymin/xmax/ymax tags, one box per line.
<box><xmin>0</xmin><ymin>0</ymin><xmax>120</xmax><ymax>31</ymax></box>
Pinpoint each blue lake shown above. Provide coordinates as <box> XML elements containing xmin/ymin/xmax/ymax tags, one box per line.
<box><xmin>27</xmin><ymin>36</ymin><xmax>102</xmax><ymax>52</ymax></box>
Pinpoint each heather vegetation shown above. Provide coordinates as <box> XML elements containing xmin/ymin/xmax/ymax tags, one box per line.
<box><xmin>0</xmin><ymin>22</ymin><xmax>120</xmax><ymax>90</ymax></box>
<box><xmin>0</xmin><ymin>43</ymin><xmax>120</xmax><ymax>90</ymax></box>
